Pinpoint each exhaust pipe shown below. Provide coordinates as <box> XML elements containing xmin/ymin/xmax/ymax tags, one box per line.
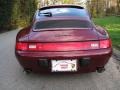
<box><xmin>97</xmin><ymin>67</ymin><xmax>105</xmax><ymax>73</ymax></box>
<box><xmin>23</xmin><ymin>68</ymin><xmax>32</xmax><ymax>74</ymax></box>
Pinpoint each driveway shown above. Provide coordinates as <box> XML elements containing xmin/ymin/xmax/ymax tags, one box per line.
<box><xmin>0</xmin><ymin>30</ymin><xmax>120</xmax><ymax>90</ymax></box>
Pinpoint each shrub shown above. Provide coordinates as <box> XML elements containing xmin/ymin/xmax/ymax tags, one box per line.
<box><xmin>0</xmin><ymin>0</ymin><xmax>37</xmax><ymax>32</ymax></box>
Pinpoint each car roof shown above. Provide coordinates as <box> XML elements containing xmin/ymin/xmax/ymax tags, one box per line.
<box><xmin>34</xmin><ymin>5</ymin><xmax>90</xmax><ymax>21</ymax></box>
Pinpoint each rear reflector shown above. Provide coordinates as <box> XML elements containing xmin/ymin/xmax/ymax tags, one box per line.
<box><xmin>35</xmin><ymin>42</ymin><xmax>99</xmax><ymax>51</ymax></box>
<box><xmin>16</xmin><ymin>39</ymin><xmax>111</xmax><ymax>51</ymax></box>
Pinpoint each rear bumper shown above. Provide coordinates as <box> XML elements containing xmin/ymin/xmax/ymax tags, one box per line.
<box><xmin>16</xmin><ymin>48</ymin><xmax>112</xmax><ymax>58</ymax></box>
<box><xmin>15</xmin><ymin>48</ymin><xmax>112</xmax><ymax>73</ymax></box>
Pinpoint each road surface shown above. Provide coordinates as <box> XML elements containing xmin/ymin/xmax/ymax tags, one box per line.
<box><xmin>0</xmin><ymin>30</ymin><xmax>120</xmax><ymax>90</ymax></box>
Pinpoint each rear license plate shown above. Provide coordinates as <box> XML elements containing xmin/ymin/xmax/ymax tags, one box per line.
<box><xmin>51</xmin><ymin>59</ymin><xmax>77</xmax><ymax>72</ymax></box>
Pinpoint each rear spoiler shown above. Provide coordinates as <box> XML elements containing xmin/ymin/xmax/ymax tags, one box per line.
<box><xmin>39</xmin><ymin>5</ymin><xmax>84</xmax><ymax>11</ymax></box>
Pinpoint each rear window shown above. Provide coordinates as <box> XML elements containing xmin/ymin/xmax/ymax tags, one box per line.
<box><xmin>39</xmin><ymin>8</ymin><xmax>89</xmax><ymax>17</ymax></box>
<box><xmin>34</xmin><ymin>20</ymin><xmax>92</xmax><ymax>30</ymax></box>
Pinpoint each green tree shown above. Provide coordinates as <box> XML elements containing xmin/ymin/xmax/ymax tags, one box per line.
<box><xmin>0</xmin><ymin>0</ymin><xmax>14</xmax><ymax>30</ymax></box>
<box><xmin>62</xmin><ymin>0</ymin><xmax>75</xmax><ymax>4</ymax></box>
<box><xmin>0</xmin><ymin>0</ymin><xmax>37</xmax><ymax>31</ymax></box>
<box><xmin>117</xmin><ymin>0</ymin><xmax>120</xmax><ymax>14</ymax></box>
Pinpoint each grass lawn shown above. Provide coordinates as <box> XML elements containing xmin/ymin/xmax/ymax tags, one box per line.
<box><xmin>93</xmin><ymin>16</ymin><xmax>120</xmax><ymax>49</ymax></box>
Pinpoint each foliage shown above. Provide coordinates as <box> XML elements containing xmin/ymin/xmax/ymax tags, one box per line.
<box><xmin>94</xmin><ymin>16</ymin><xmax>120</xmax><ymax>49</ymax></box>
<box><xmin>86</xmin><ymin>0</ymin><xmax>120</xmax><ymax>17</ymax></box>
<box><xmin>0</xmin><ymin>0</ymin><xmax>13</xmax><ymax>30</ymax></box>
<box><xmin>62</xmin><ymin>0</ymin><xmax>75</xmax><ymax>4</ymax></box>
<box><xmin>0</xmin><ymin>0</ymin><xmax>37</xmax><ymax>31</ymax></box>
<box><xmin>40</xmin><ymin>0</ymin><xmax>76</xmax><ymax>6</ymax></box>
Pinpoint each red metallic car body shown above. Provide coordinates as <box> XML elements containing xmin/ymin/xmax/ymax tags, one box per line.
<box><xmin>15</xmin><ymin>5</ymin><xmax>112</xmax><ymax>73</ymax></box>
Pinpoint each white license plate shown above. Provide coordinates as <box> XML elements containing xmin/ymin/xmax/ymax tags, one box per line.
<box><xmin>51</xmin><ymin>59</ymin><xmax>77</xmax><ymax>72</ymax></box>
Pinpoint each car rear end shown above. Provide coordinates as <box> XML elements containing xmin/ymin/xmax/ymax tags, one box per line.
<box><xmin>15</xmin><ymin>5</ymin><xmax>112</xmax><ymax>73</ymax></box>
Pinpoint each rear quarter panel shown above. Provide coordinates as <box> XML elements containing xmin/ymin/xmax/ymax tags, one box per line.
<box><xmin>95</xmin><ymin>25</ymin><xmax>110</xmax><ymax>39</ymax></box>
<box><xmin>16</xmin><ymin>26</ymin><xmax>31</xmax><ymax>42</ymax></box>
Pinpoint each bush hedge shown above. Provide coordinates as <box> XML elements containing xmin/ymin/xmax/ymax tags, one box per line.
<box><xmin>0</xmin><ymin>0</ymin><xmax>37</xmax><ymax>32</ymax></box>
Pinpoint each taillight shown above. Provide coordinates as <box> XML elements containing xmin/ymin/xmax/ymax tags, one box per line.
<box><xmin>100</xmin><ymin>39</ymin><xmax>111</xmax><ymax>49</ymax></box>
<box><xmin>16</xmin><ymin>40</ymin><xmax>111</xmax><ymax>51</ymax></box>
<box><xmin>16</xmin><ymin>42</ymin><xmax>28</xmax><ymax>51</ymax></box>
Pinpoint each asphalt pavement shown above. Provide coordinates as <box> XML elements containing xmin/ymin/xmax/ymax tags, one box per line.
<box><xmin>0</xmin><ymin>30</ymin><xmax>120</xmax><ymax>90</ymax></box>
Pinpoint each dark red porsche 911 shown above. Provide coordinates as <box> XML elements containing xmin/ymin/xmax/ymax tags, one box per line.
<box><xmin>15</xmin><ymin>5</ymin><xmax>112</xmax><ymax>74</ymax></box>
